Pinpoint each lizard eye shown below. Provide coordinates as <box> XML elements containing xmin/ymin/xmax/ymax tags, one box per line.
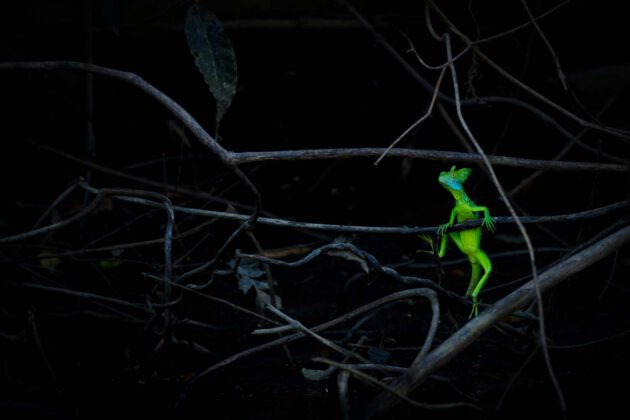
<box><xmin>451</xmin><ymin>173</ymin><xmax>455</xmax><ymax>177</ymax></box>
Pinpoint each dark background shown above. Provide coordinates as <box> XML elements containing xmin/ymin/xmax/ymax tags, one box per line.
<box><xmin>1</xmin><ymin>1</ymin><xmax>629</xmax><ymax>419</ymax></box>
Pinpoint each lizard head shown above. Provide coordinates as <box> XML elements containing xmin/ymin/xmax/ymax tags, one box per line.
<box><xmin>439</xmin><ymin>165</ymin><xmax>472</xmax><ymax>193</ymax></box>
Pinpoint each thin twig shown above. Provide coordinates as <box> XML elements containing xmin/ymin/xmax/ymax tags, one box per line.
<box><xmin>375</xmin><ymin>67</ymin><xmax>446</xmax><ymax>165</ymax></box>
<box><xmin>495</xmin><ymin>345</ymin><xmax>540</xmax><ymax>413</ymax></box>
<box><xmin>471</xmin><ymin>96</ymin><xmax>626</xmax><ymax>164</ymax></box>
<box><xmin>30</xmin><ymin>142</ymin><xmax>257</xmax><ymax>212</ymax></box>
<box><xmin>475</xmin><ymin>0</ymin><xmax>570</xmax><ymax>44</ymax></box>
<box><xmin>549</xmin><ymin>325</ymin><xmax>630</xmax><ymax>350</ymax></box>
<box><xmin>315</xmin><ymin>357</ymin><xmax>479</xmax><ymax>411</ymax></box>
<box><xmin>14</xmin><ymin>283</ymin><xmax>148</xmax><ymax>310</ymax></box>
<box><xmin>28</xmin><ymin>310</ymin><xmax>62</xmax><ymax>396</ymax></box>
<box><xmin>520</xmin><ymin>0</ymin><xmax>567</xmax><ymax>90</ymax></box>
<box><xmin>402</xmin><ymin>32</ymin><xmax>470</xmax><ymax>71</ymax></box>
<box><xmin>0</xmin><ymin>189</ymin><xmax>107</xmax><ymax>244</ymax></box>
<box><xmin>175</xmin><ymin>222</ymin><xmax>249</xmax><ymax>283</ymax></box>
<box><xmin>44</xmin><ymin>219</ymin><xmax>217</xmax><ymax>258</ymax></box>
<box><xmin>510</xmin><ymin>97</ymin><xmax>618</xmax><ymax>196</ymax></box>
<box><xmin>143</xmin><ymin>273</ymin><xmax>280</xmax><ymax>326</ymax></box>
<box><xmin>31</xmin><ymin>180</ymin><xmax>82</xmax><ymax>230</ymax></box>
<box><xmin>266</xmin><ymin>304</ymin><xmax>372</xmax><ymax>364</ymax></box>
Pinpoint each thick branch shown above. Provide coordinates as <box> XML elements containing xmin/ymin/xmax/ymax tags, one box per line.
<box><xmin>364</xmin><ymin>224</ymin><xmax>630</xmax><ymax>417</ymax></box>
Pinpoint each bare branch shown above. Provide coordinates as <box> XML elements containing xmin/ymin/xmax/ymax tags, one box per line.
<box><xmin>510</xmin><ymin>98</ymin><xmax>620</xmax><ymax>196</ymax></box>
<box><xmin>374</xmin><ymin>67</ymin><xmax>446</xmax><ymax>165</ymax></box>
<box><xmin>427</xmin><ymin>1</ymin><xmax>630</xmax><ymax>141</ymax></box>
<box><xmin>81</xmin><ymin>182</ymin><xmax>630</xmax><ymax>235</ymax></box>
<box><xmin>475</xmin><ymin>0</ymin><xmax>570</xmax><ymax>44</ymax></box>
<box><xmin>315</xmin><ymin>357</ymin><xmax>479</xmax><ymax>411</ymax></box>
<box><xmin>178</xmin><ymin>288</ymin><xmax>438</xmax><ymax>406</ymax></box>
<box><xmin>14</xmin><ymin>283</ymin><xmax>148</xmax><ymax>310</ymax></box>
<box><xmin>266</xmin><ymin>304</ymin><xmax>372</xmax><ymax>364</ymax></box>
<box><xmin>520</xmin><ymin>0</ymin><xmax>567</xmax><ymax>90</ymax></box>
<box><xmin>231</xmin><ymin>148</ymin><xmax>626</xmax><ymax>171</ymax></box>
<box><xmin>143</xmin><ymin>273</ymin><xmax>280</xmax><ymax>326</ymax></box>
<box><xmin>0</xmin><ymin>188</ymin><xmax>106</xmax><ymax>244</ymax></box>
<box><xmin>31</xmin><ymin>142</ymin><xmax>257</xmax><ymax>212</ymax></box>
<box><xmin>0</xmin><ymin>61</ymin><xmax>230</xmax><ymax>162</ymax></box>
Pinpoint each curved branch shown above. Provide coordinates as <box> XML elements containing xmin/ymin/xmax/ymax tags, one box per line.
<box><xmin>178</xmin><ymin>288</ymin><xmax>438</xmax><ymax>406</ymax></box>
<box><xmin>0</xmin><ymin>61</ymin><xmax>262</xmax><ymax>224</ymax></box>
<box><xmin>0</xmin><ymin>61</ymin><xmax>230</xmax><ymax>163</ymax></box>
<box><xmin>236</xmin><ymin>242</ymin><xmax>455</xmax><ymax>299</ymax></box>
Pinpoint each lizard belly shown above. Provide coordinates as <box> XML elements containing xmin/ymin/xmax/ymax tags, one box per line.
<box><xmin>459</xmin><ymin>229</ymin><xmax>481</xmax><ymax>256</ymax></box>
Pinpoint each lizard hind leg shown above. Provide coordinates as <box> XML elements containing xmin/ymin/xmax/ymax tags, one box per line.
<box><xmin>468</xmin><ymin>250</ymin><xmax>492</xmax><ymax>318</ymax></box>
<box><xmin>471</xmin><ymin>249</ymin><xmax>492</xmax><ymax>299</ymax></box>
<box><xmin>466</xmin><ymin>262</ymin><xmax>482</xmax><ymax>297</ymax></box>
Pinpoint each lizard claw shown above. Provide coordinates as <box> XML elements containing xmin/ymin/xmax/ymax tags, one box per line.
<box><xmin>468</xmin><ymin>296</ymin><xmax>479</xmax><ymax>319</ymax></box>
<box><xmin>482</xmin><ymin>216</ymin><xmax>496</xmax><ymax>232</ymax></box>
<box><xmin>437</xmin><ymin>223</ymin><xmax>451</xmax><ymax>236</ymax></box>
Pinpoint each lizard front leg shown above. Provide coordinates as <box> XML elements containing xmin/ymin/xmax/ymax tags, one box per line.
<box><xmin>437</xmin><ymin>206</ymin><xmax>458</xmax><ymax>258</ymax></box>
<box><xmin>471</xmin><ymin>205</ymin><xmax>496</xmax><ymax>232</ymax></box>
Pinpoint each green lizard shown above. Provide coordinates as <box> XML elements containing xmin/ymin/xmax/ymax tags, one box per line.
<box><xmin>436</xmin><ymin>165</ymin><xmax>495</xmax><ymax>317</ymax></box>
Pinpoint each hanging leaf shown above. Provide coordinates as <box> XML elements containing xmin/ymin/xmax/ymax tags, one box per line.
<box><xmin>185</xmin><ymin>5</ymin><xmax>237</xmax><ymax>133</ymax></box>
